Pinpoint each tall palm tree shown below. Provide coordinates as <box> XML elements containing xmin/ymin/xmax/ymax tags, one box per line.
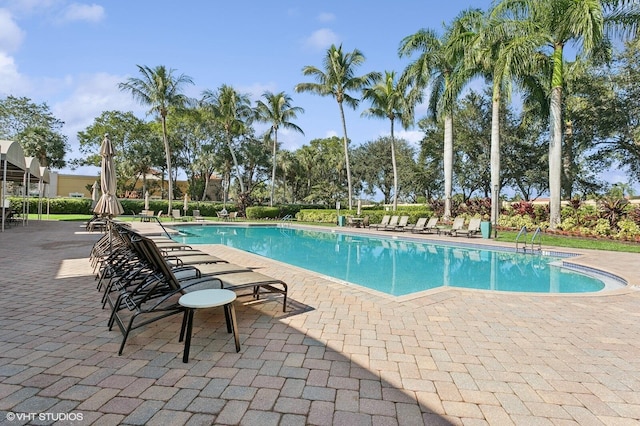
<box><xmin>255</xmin><ymin>91</ymin><xmax>305</xmax><ymax>207</ymax></box>
<box><xmin>119</xmin><ymin>65</ymin><xmax>193</xmax><ymax>213</ymax></box>
<box><xmin>295</xmin><ymin>44</ymin><xmax>380</xmax><ymax>210</ymax></box>
<box><xmin>493</xmin><ymin>0</ymin><xmax>608</xmax><ymax>228</ymax></box>
<box><xmin>399</xmin><ymin>10</ymin><xmax>476</xmax><ymax>219</ymax></box>
<box><xmin>361</xmin><ymin>71</ymin><xmax>413</xmax><ymax>211</ymax></box>
<box><xmin>453</xmin><ymin>7</ymin><xmax>541</xmax><ymax>231</ymax></box>
<box><xmin>201</xmin><ymin>85</ymin><xmax>253</xmax><ymax>195</ymax></box>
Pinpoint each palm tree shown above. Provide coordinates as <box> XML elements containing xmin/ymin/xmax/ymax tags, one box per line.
<box><xmin>119</xmin><ymin>65</ymin><xmax>193</xmax><ymax>213</ymax></box>
<box><xmin>255</xmin><ymin>91</ymin><xmax>305</xmax><ymax>207</ymax></box>
<box><xmin>495</xmin><ymin>0</ymin><xmax>639</xmax><ymax>228</ymax></box>
<box><xmin>295</xmin><ymin>44</ymin><xmax>380</xmax><ymax>210</ymax></box>
<box><xmin>201</xmin><ymin>85</ymin><xmax>253</xmax><ymax>195</ymax></box>
<box><xmin>493</xmin><ymin>0</ymin><xmax>609</xmax><ymax>228</ymax></box>
<box><xmin>361</xmin><ymin>71</ymin><xmax>413</xmax><ymax>211</ymax></box>
<box><xmin>454</xmin><ymin>7</ymin><xmax>541</xmax><ymax>232</ymax></box>
<box><xmin>399</xmin><ymin>11</ymin><xmax>476</xmax><ymax>219</ymax></box>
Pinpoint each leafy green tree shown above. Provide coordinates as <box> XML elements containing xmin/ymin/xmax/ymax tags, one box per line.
<box><xmin>451</xmin><ymin>91</ymin><xmax>492</xmax><ymax>201</ymax></box>
<box><xmin>254</xmin><ymin>91</ymin><xmax>304</xmax><ymax>207</ymax></box>
<box><xmin>294</xmin><ymin>136</ymin><xmax>346</xmax><ymax>205</ymax></box>
<box><xmin>0</xmin><ymin>95</ymin><xmax>69</xmax><ymax>168</ymax></box>
<box><xmin>351</xmin><ymin>136</ymin><xmax>416</xmax><ymax>204</ymax></box>
<box><xmin>295</xmin><ymin>44</ymin><xmax>380</xmax><ymax>210</ymax></box>
<box><xmin>240</xmin><ymin>132</ymin><xmax>271</xmax><ymax>201</ymax></box>
<box><xmin>502</xmin><ymin>113</ymin><xmax>549</xmax><ymax>201</ymax></box>
<box><xmin>415</xmin><ymin>117</ymin><xmax>445</xmax><ymax>202</ymax></box>
<box><xmin>594</xmin><ymin>38</ymin><xmax>640</xmax><ymax>185</ymax></box>
<box><xmin>361</xmin><ymin>71</ymin><xmax>413</xmax><ymax>210</ymax></box>
<box><xmin>168</xmin><ymin>107</ymin><xmax>219</xmax><ymax>201</ymax></box>
<box><xmin>77</xmin><ymin>110</ymin><xmax>163</xmax><ymax>197</ymax></box>
<box><xmin>559</xmin><ymin>59</ymin><xmax>616</xmax><ymax>197</ymax></box>
<box><xmin>119</xmin><ymin>65</ymin><xmax>194</xmax><ymax>212</ymax></box>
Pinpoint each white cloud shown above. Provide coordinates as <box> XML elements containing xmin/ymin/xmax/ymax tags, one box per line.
<box><xmin>317</xmin><ymin>12</ymin><xmax>335</xmax><ymax>23</ymax></box>
<box><xmin>0</xmin><ymin>52</ymin><xmax>31</xmax><ymax>95</ymax></box>
<box><xmin>237</xmin><ymin>81</ymin><xmax>278</xmax><ymax>102</ymax></box>
<box><xmin>395</xmin><ymin>129</ymin><xmax>424</xmax><ymax>146</ymax></box>
<box><xmin>2</xmin><ymin>0</ymin><xmax>58</xmax><ymax>14</ymax></box>
<box><xmin>50</xmin><ymin>72</ymin><xmax>143</xmax><ymax>163</ymax></box>
<box><xmin>59</xmin><ymin>3</ymin><xmax>105</xmax><ymax>24</ymax></box>
<box><xmin>0</xmin><ymin>9</ymin><xmax>25</xmax><ymax>53</ymax></box>
<box><xmin>303</xmin><ymin>28</ymin><xmax>340</xmax><ymax>51</ymax></box>
<box><xmin>53</xmin><ymin>72</ymin><xmax>141</xmax><ymax>132</ymax></box>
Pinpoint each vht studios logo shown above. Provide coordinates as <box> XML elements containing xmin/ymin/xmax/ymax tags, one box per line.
<box><xmin>6</xmin><ymin>412</ymin><xmax>84</xmax><ymax>422</ymax></box>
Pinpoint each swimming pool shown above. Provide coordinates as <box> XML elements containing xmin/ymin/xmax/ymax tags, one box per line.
<box><xmin>173</xmin><ymin>225</ymin><xmax>610</xmax><ymax>296</ymax></box>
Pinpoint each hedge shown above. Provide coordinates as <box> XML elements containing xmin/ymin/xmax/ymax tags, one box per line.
<box><xmin>7</xmin><ymin>197</ymin><xmax>329</xmax><ymax>220</ymax></box>
<box><xmin>297</xmin><ymin>206</ymin><xmax>435</xmax><ymax>224</ymax></box>
<box><xmin>7</xmin><ymin>197</ymin><xmax>234</xmax><ymax>217</ymax></box>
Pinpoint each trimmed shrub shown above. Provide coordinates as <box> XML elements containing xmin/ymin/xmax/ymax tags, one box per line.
<box><xmin>246</xmin><ymin>206</ymin><xmax>280</xmax><ymax>220</ymax></box>
<box><xmin>297</xmin><ymin>206</ymin><xmax>435</xmax><ymax>225</ymax></box>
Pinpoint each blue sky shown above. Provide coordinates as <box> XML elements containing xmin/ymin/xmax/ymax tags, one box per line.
<box><xmin>0</xmin><ymin>0</ymin><xmax>634</xmax><ymax>192</ymax></box>
<box><xmin>0</xmin><ymin>0</ymin><xmax>493</xmax><ymax>176</ymax></box>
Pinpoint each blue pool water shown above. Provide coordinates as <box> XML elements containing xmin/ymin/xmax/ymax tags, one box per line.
<box><xmin>173</xmin><ymin>225</ymin><xmax>607</xmax><ymax>296</ymax></box>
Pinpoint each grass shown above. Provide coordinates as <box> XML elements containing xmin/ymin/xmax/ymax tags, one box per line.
<box><xmin>495</xmin><ymin>230</ymin><xmax>640</xmax><ymax>253</ymax></box>
<box><xmin>20</xmin><ymin>214</ymin><xmax>640</xmax><ymax>253</ymax></box>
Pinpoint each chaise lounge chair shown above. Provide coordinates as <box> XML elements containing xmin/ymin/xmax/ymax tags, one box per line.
<box><xmin>451</xmin><ymin>217</ymin><xmax>482</xmax><ymax>237</ymax></box>
<box><xmin>385</xmin><ymin>215</ymin><xmax>409</xmax><ymax>231</ymax></box>
<box><xmin>172</xmin><ymin>209</ymin><xmax>189</xmax><ymax>222</ymax></box>
<box><xmin>409</xmin><ymin>217</ymin><xmax>427</xmax><ymax>233</ymax></box>
<box><xmin>192</xmin><ymin>210</ymin><xmax>205</xmax><ymax>222</ymax></box>
<box><xmin>412</xmin><ymin>217</ymin><xmax>439</xmax><ymax>234</ymax></box>
<box><xmin>369</xmin><ymin>215</ymin><xmax>391</xmax><ymax>230</ymax></box>
<box><xmin>382</xmin><ymin>215</ymin><xmax>400</xmax><ymax>230</ymax></box>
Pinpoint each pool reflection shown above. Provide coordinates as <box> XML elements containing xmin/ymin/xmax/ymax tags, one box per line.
<box><xmin>175</xmin><ymin>226</ymin><xmax>605</xmax><ymax>296</ymax></box>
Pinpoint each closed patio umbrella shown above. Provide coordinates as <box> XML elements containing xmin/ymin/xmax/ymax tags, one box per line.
<box><xmin>91</xmin><ymin>181</ymin><xmax>99</xmax><ymax>209</ymax></box>
<box><xmin>144</xmin><ymin>191</ymin><xmax>150</xmax><ymax>211</ymax></box>
<box><xmin>183</xmin><ymin>194</ymin><xmax>188</xmax><ymax>212</ymax></box>
<box><xmin>93</xmin><ymin>133</ymin><xmax>124</xmax><ymax>218</ymax></box>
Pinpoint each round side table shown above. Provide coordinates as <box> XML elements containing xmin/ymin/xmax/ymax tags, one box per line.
<box><xmin>178</xmin><ymin>289</ymin><xmax>240</xmax><ymax>363</ymax></box>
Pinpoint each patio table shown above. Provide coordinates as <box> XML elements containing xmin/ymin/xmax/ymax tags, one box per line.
<box><xmin>178</xmin><ymin>289</ymin><xmax>240</xmax><ymax>363</ymax></box>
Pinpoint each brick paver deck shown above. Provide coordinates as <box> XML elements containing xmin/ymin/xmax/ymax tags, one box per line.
<box><xmin>1</xmin><ymin>220</ymin><xmax>639</xmax><ymax>425</ymax></box>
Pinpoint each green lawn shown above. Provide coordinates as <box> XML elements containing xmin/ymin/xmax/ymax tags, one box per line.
<box><xmin>495</xmin><ymin>230</ymin><xmax>640</xmax><ymax>253</ymax></box>
<box><xmin>21</xmin><ymin>214</ymin><xmax>640</xmax><ymax>253</ymax></box>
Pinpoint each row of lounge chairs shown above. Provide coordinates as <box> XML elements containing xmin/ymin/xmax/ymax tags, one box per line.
<box><xmin>90</xmin><ymin>221</ymin><xmax>288</xmax><ymax>356</ymax></box>
<box><xmin>367</xmin><ymin>215</ymin><xmax>482</xmax><ymax>237</ymax></box>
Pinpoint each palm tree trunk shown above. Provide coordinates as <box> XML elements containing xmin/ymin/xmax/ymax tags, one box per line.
<box><xmin>201</xmin><ymin>168</ymin><xmax>210</xmax><ymax>201</ymax></box>
<box><xmin>549</xmin><ymin>44</ymin><xmax>564</xmax><ymax>229</ymax></box>
<box><xmin>270</xmin><ymin>130</ymin><xmax>277</xmax><ymax>207</ymax></box>
<box><xmin>490</xmin><ymin>87</ymin><xmax>501</xmax><ymax>231</ymax></box>
<box><xmin>549</xmin><ymin>86</ymin><xmax>563</xmax><ymax>229</ymax></box>
<box><xmin>161</xmin><ymin>116</ymin><xmax>173</xmax><ymax>214</ymax></box>
<box><xmin>562</xmin><ymin>120</ymin><xmax>574</xmax><ymax>199</ymax></box>
<box><xmin>390</xmin><ymin>119</ymin><xmax>398</xmax><ymax>211</ymax></box>
<box><xmin>338</xmin><ymin>101</ymin><xmax>353</xmax><ymax>210</ymax></box>
<box><xmin>226</xmin><ymin>130</ymin><xmax>245</xmax><ymax>194</ymax></box>
<box><xmin>443</xmin><ymin>113</ymin><xmax>454</xmax><ymax>219</ymax></box>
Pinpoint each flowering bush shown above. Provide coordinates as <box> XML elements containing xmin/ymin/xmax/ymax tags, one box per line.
<box><xmin>558</xmin><ymin>216</ymin><xmax>579</xmax><ymax>231</ymax></box>
<box><xmin>593</xmin><ymin>218</ymin><xmax>612</xmax><ymax>237</ymax></box>
<box><xmin>615</xmin><ymin>219</ymin><xmax>640</xmax><ymax>240</ymax></box>
<box><xmin>498</xmin><ymin>214</ymin><xmax>537</xmax><ymax>230</ymax></box>
<box><xmin>500</xmin><ymin>198</ymin><xmax>640</xmax><ymax>240</ymax></box>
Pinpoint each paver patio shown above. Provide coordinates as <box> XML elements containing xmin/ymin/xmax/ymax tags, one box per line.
<box><xmin>0</xmin><ymin>220</ymin><xmax>639</xmax><ymax>425</ymax></box>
